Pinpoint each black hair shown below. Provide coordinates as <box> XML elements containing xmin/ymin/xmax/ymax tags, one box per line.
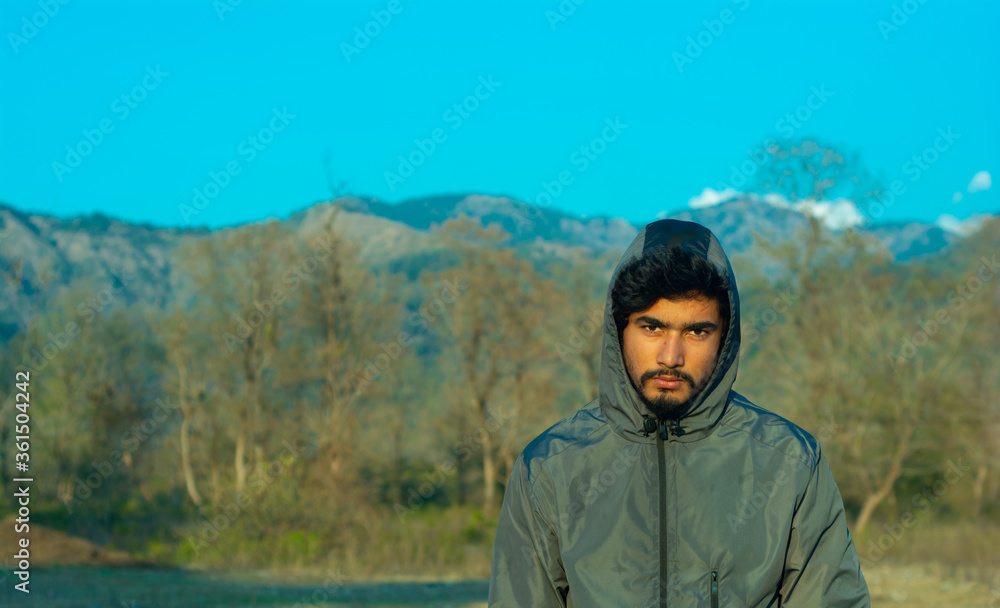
<box><xmin>612</xmin><ymin>245</ymin><xmax>730</xmax><ymax>342</ymax></box>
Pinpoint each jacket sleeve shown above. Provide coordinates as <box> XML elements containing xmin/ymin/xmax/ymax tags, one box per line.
<box><xmin>780</xmin><ymin>448</ymin><xmax>870</xmax><ymax>607</ymax></box>
<box><xmin>488</xmin><ymin>454</ymin><xmax>569</xmax><ymax>607</ymax></box>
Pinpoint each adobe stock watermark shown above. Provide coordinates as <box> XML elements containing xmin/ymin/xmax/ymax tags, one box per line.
<box><xmin>289</xmin><ymin>568</ymin><xmax>348</xmax><ymax>608</ymax></box>
<box><xmin>517</xmin><ymin>444</ymin><xmax>640</xmax><ymax>568</ymax></box>
<box><xmin>725</xmin><ymin>418</ymin><xmax>841</xmax><ymax>533</ymax></box>
<box><xmin>555</xmin><ymin>445</ymin><xmax>639</xmax><ymax>529</ymax></box>
<box><xmin>221</xmin><ymin>233</ymin><xmax>337</xmax><ymax>354</ymax></box>
<box><xmin>715</xmin><ymin>86</ymin><xmax>833</xmax><ymax>192</ymax></box>
<box><xmin>889</xmin><ymin>254</ymin><xmax>998</xmax><ymax>368</ymax></box>
<box><xmin>727</xmin><ymin>455</ymin><xmax>812</xmax><ymax>533</ymax></box>
<box><xmin>394</xmin><ymin>405</ymin><xmax>512</xmax><ymax>521</ymax></box>
<box><xmin>341</xmin><ymin>0</ymin><xmax>413</xmax><ymax>62</ymax></box>
<box><xmin>850</xmin><ymin>179</ymin><xmax>908</xmax><ymax>230</ymax></box>
<box><xmin>186</xmin><ymin>438</ymin><xmax>307</xmax><ymax>556</ymax></box>
<box><xmin>51</xmin><ymin>65</ymin><xmax>169</xmax><ymax>182</ymax></box>
<box><xmin>742</xmin><ymin>284</ymin><xmax>801</xmax><ymax>345</ymax></box>
<box><xmin>811</xmin><ymin>419</ymin><xmax>844</xmax><ymax>445</ymax></box>
<box><xmin>7</xmin><ymin>0</ymin><xmax>72</xmax><ymax>53</ymax></box>
<box><xmin>213</xmin><ymin>0</ymin><xmax>244</xmax><ymax>21</ymax></box>
<box><xmin>545</xmin><ymin>0</ymin><xmax>586</xmax><ymax>31</ymax></box>
<box><xmin>854</xmin><ymin>127</ymin><xmax>959</xmax><ymax>226</ymax></box>
<box><xmin>513</xmin><ymin>116</ymin><xmax>628</xmax><ymax>233</ymax></box>
<box><xmin>901</xmin><ymin>127</ymin><xmax>959</xmax><ymax>182</ymax></box>
<box><xmin>24</xmin><ymin>267</ymin><xmax>135</xmax><ymax>373</ymax></box>
<box><xmin>384</xmin><ymin>75</ymin><xmax>501</xmax><ymax>192</ymax></box>
<box><xmin>858</xmin><ymin>458</ymin><xmax>972</xmax><ymax>568</ymax></box>
<box><xmin>347</xmin><ymin>277</ymin><xmax>467</xmax><ymax>397</ymax></box>
<box><xmin>62</xmin><ymin>396</ymin><xmax>182</xmax><ymax>513</ymax></box>
<box><xmin>554</xmin><ymin>307</ymin><xmax>602</xmax><ymax>362</ymax></box>
<box><xmin>179</xmin><ymin>107</ymin><xmax>295</xmax><ymax>224</ymax></box>
<box><xmin>672</xmin><ymin>0</ymin><xmax>752</xmax><ymax>73</ymax></box>
<box><xmin>877</xmin><ymin>0</ymin><xmax>930</xmax><ymax>41</ymax></box>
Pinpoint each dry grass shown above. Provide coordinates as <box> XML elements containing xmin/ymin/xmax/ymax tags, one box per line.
<box><xmin>871</xmin><ymin>520</ymin><xmax>1000</xmax><ymax>570</ymax></box>
<box><xmin>187</xmin><ymin>518</ymin><xmax>1000</xmax><ymax>606</ymax></box>
<box><xmin>12</xmin><ymin>512</ymin><xmax>996</xmax><ymax>606</ymax></box>
<box><xmin>866</xmin><ymin>563</ymin><xmax>999</xmax><ymax>607</ymax></box>
<box><xmin>857</xmin><ymin>521</ymin><xmax>1000</xmax><ymax>607</ymax></box>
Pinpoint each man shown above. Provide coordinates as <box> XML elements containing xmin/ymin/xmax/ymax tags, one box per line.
<box><xmin>489</xmin><ymin>219</ymin><xmax>869</xmax><ymax>607</ymax></box>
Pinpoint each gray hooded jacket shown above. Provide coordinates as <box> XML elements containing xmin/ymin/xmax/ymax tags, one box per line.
<box><xmin>488</xmin><ymin>219</ymin><xmax>869</xmax><ymax>607</ymax></box>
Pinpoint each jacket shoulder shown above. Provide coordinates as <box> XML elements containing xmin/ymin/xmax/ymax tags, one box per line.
<box><xmin>518</xmin><ymin>399</ymin><xmax>608</xmax><ymax>483</ymax></box>
<box><xmin>720</xmin><ymin>391</ymin><xmax>821</xmax><ymax>468</ymax></box>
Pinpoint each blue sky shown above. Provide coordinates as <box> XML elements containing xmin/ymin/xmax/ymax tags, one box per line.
<box><xmin>1</xmin><ymin>0</ymin><xmax>997</xmax><ymax>229</ymax></box>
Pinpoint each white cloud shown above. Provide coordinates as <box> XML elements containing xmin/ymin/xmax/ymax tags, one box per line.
<box><xmin>968</xmin><ymin>170</ymin><xmax>992</xmax><ymax>193</ymax></box>
<box><xmin>952</xmin><ymin>192</ymin><xmax>963</xmax><ymax>204</ymax></box>
<box><xmin>936</xmin><ymin>213</ymin><xmax>990</xmax><ymax>236</ymax></box>
<box><xmin>762</xmin><ymin>193</ymin><xmax>787</xmax><ymax>207</ymax></box>
<box><xmin>687</xmin><ymin>187</ymin><xmax>740</xmax><ymax>209</ymax></box>
<box><xmin>798</xmin><ymin>198</ymin><xmax>865</xmax><ymax>230</ymax></box>
<box><xmin>758</xmin><ymin>192</ymin><xmax>864</xmax><ymax>231</ymax></box>
<box><xmin>682</xmin><ymin>187</ymin><xmax>909</xmax><ymax>232</ymax></box>
<box><xmin>762</xmin><ymin>193</ymin><xmax>791</xmax><ymax>210</ymax></box>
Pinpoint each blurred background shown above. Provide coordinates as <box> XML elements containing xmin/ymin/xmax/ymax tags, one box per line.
<box><xmin>0</xmin><ymin>1</ymin><xmax>998</xmax><ymax>606</ymax></box>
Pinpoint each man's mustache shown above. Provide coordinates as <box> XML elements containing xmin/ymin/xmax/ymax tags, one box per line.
<box><xmin>640</xmin><ymin>369</ymin><xmax>695</xmax><ymax>385</ymax></box>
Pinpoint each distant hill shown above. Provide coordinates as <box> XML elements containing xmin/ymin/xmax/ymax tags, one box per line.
<box><xmin>328</xmin><ymin>193</ymin><xmax>640</xmax><ymax>252</ymax></box>
<box><xmin>0</xmin><ymin>195</ymin><xmax>989</xmax><ymax>338</ymax></box>
<box><xmin>329</xmin><ymin>193</ymin><xmax>971</xmax><ymax>262</ymax></box>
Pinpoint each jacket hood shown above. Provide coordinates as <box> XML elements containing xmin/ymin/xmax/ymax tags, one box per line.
<box><xmin>598</xmin><ymin>219</ymin><xmax>741</xmax><ymax>443</ymax></box>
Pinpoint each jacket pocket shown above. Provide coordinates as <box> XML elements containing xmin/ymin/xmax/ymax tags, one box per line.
<box><xmin>710</xmin><ymin>570</ymin><xmax>719</xmax><ymax>608</ymax></box>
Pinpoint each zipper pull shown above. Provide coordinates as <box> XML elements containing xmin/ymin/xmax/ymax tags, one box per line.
<box><xmin>658</xmin><ymin>422</ymin><xmax>668</xmax><ymax>440</ymax></box>
<box><xmin>642</xmin><ymin>416</ymin><xmax>657</xmax><ymax>437</ymax></box>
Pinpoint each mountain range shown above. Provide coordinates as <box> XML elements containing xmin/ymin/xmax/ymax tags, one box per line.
<box><xmin>0</xmin><ymin>194</ymin><xmax>988</xmax><ymax>339</ymax></box>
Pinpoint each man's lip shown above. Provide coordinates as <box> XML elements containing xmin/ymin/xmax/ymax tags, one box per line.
<box><xmin>652</xmin><ymin>376</ymin><xmax>685</xmax><ymax>388</ymax></box>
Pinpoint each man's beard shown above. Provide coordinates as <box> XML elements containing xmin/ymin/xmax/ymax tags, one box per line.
<box><xmin>633</xmin><ymin>368</ymin><xmax>712</xmax><ymax>422</ymax></box>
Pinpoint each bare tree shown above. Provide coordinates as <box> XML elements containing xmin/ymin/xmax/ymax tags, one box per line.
<box><xmin>747</xmin><ymin>139</ymin><xmax>950</xmax><ymax>535</ymax></box>
<box><xmin>148</xmin><ymin>305</ymin><xmax>207</xmax><ymax>506</ymax></box>
<box><xmin>432</xmin><ymin>216</ymin><xmax>548</xmax><ymax>515</ymax></box>
<box><xmin>286</xmin><ymin>205</ymin><xmax>392</xmax><ymax>503</ymax></box>
<box><xmin>176</xmin><ymin>221</ymin><xmax>291</xmax><ymax>495</ymax></box>
<box><xmin>554</xmin><ymin>249</ymin><xmax>613</xmax><ymax>402</ymax></box>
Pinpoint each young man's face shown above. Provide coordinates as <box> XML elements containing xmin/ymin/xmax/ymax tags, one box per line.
<box><xmin>621</xmin><ymin>295</ymin><xmax>724</xmax><ymax>421</ymax></box>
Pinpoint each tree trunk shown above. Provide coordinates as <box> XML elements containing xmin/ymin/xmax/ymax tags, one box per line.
<box><xmin>456</xmin><ymin>452</ymin><xmax>468</xmax><ymax>506</ymax></box>
<box><xmin>175</xmin><ymin>359</ymin><xmax>202</xmax><ymax>506</ymax></box>
<box><xmin>180</xmin><ymin>415</ymin><xmax>202</xmax><ymax>505</ymax></box>
<box><xmin>482</xmin><ymin>431</ymin><xmax>496</xmax><ymax>515</ymax></box>
<box><xmin>210</xmin><ymin>458</ymin><xmax>222</xmax><ymax>505</ymax></box>
<box><xmin>391</xmin><ymin>421</ymin><xmax>404</xmax><ymax>506</ymax></box>
<box><xmin>853</xmin><ymin>423</ymin><xmax>913</xmax><ymax>535</ymax></box>
<box><xmin>235</xmin><ymin>433</ymin><xmax>247</xmax><ymax>494</ymax></box>
<box><xmin>480</xmin><ymin>400</ymin><xmax>496</xmax><ymax>515</ymax></box>
<box><xmin>971</xmin><ymin>460</ymin><xmax>987</xmax><ymax>516</ymax></box>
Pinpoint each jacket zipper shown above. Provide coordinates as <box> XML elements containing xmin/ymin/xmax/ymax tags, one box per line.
<box><xmin>657</xmin><ymin>422</ymin><xmax>668</xmax><ymax>608</ymax></box>
<box><xmin>711</xmin><ymin>570</ymin><xmax>719</xmax><ymax>608</ymax></box>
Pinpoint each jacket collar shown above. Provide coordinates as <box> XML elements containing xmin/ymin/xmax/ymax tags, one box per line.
<box><xmin>598</xmin><ymin>219</ymin><xmax>741</xmax><ymax>444</ymax></box>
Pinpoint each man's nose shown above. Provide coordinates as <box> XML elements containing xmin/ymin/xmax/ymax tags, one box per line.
<box><xmin>656</xmin><ymin>334</ymin><xmax>684</xmax><ymax>368</ymax></box>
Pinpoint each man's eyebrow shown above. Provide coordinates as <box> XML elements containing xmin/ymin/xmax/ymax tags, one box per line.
<box><xmin>635</xmin><ymin>316</ymin><xmax>719</xmax><ymax>332</ymax></box>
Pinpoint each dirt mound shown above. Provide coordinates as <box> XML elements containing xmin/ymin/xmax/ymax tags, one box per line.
<box><xmin>1</xmin><ymin>515</ymin><xmax>146</xmax><ymax>567</ymax></box>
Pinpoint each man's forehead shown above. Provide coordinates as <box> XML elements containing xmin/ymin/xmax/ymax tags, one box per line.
<box><xmin>631</xmin><ymin>296</ymin><xmax>721</xmax><ymax>321</ymax></box>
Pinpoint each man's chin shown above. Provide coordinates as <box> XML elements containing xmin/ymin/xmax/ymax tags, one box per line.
<box><xmin>640</xmin><ymin>390</ymin><xmax>691</xmax><ymax>422</ymax></box>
